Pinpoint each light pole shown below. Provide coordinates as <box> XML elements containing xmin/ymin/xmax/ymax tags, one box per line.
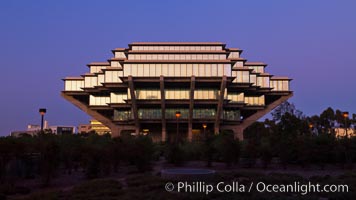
<box><xmin>175</xmin><ymin>111</ymin><xmax>181</xmax><ymax>143</ymax></box>
<box><xmin>203</xmin><ymin>123</ymin><xmax>207</xmax><ymax>140</ymax></box>
<box><xmin>39</xmin><ymin>108</ymin><xmax>47</xmax><ymax>132</ymax></box>
<box><xmin>309</xmin><ymin>123</ymin><xmax>314</xmax><ymax>135</ymax></box>
<box><xmin>343</xmin><ymin>112</ymin><xmax>349</xmax><ymax>137</ymax></box>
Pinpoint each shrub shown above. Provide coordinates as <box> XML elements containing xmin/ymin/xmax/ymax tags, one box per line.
<box><xmin>213</xmin><ymin>133</ymin><xmax>240</xmax><ymax>167</ymax></box>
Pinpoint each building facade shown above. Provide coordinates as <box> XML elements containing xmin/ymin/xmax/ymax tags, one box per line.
<box><xmin>62</xmin><ymin>42</ymin><xmax>292</xmax><ymax>141</ymax></box>
<box><xmin>78</xmin><ymin>119</ymin><xmax>111</xmax><ymax>135</ymax></box>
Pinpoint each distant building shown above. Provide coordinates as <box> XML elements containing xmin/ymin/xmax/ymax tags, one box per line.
<box><xmin>10</xmin><ymin>130</ymin><xmax>37</xmax><ymax>137</ymax></box>
<box><xmin>78</xmin><ymin>119</ymin><xmax>111</xmax><ymax>135</ymax></box>
<box><xmin>10</xmin><ymin>121</ymin><xmax>75</xmax><ymax>137</ymax></box>
<box><xmin>334</xmin><ymin>128</ymin><xmax>356</xmax><ymax>138</ymax></box>
<box><xmin>49</xmin><ymin>126</ymin><xmax>76</xmax><ymax>135</ymax></box>
<box><xmin>27</xmin><ymin>124</ymin><xmax>41</xmax><ymax>131</ymax></box>
<box><xmin>78</xmin><ymin>124</ymin><xmax>92</xmax><ymax>133</ymax></box>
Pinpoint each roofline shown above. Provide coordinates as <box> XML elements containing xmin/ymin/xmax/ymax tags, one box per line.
<box><xmin>129</xmin><ymin>42</ymin><xmax>226</xmax><ymax>46</ymax></box>
<box><xmin>87</xmin><ymin>62</ymin><xmax>111</xmax><ymax>67</ymax></box>
<box><xmin>62</xmin><ymin>77</ymin><xmax>84</xmax><ymax>81</ymax></box>
<box><xmin>270</xmin><ymin>76</ymin><xmax>292</xmax><ymax>80</ymax></box>
<box><xmin>244</xmin><ymin>62</ymin><xmax>267</xmax><ymax>66</ymax></box>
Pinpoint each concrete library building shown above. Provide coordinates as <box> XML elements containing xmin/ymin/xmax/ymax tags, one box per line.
<box><xmin>62</xmin><ymin>42</ymin><xmax>292</xmax><ymax>142</ymax></box>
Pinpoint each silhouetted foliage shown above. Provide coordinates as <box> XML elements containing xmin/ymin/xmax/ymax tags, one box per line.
<box><xmin>213</xmin><ymin>132</ymin><xmax>240</xmax><ymax>167</ymax></box>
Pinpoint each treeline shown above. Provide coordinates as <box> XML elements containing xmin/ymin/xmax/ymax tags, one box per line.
<box><xmin>0</xmin><ymin>133</ymin><xmax>156</xmax><ymax>187</ymax></box>
<box><xmin>1</xmin><ymin>104</ymin><xmax>356</xmax><ymax>189</ymax></box>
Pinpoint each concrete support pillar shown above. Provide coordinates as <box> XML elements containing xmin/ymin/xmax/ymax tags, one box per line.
<box><xmin>188</xmin><ymin>76</ymin><xmax>195</xmax><ymax>141</ymax></box>
<box><xmin>215</xmin><ymin>76</ymin><xmax>227</xmax><ymax>135</ymax></box>
<box><xmin>160</xmin><ymin>76</ymin><xmax>167</xmax><ymax>142</ymax></box>
<box><xmin>128</xmin><ymin>76</ymin><xmax>140</xmax><ymax>135</ymax></box>
<box><xmin>214</xmin><ymin>126</ymin><xmax>220</xmax><ymax>135</ymax></box>
<box><xmin>161</xmin><ymin>127</ymin><xmax>167</xmax><ymax>142</ymax></box>
<box><xmin>188</xmin><ymin>124</ymin><xmax>193</xmax><ymax>141</ymax></box>
<box><xmin>233</xmin><ymin>126</ymin><xmax>244</xmax><ymax>141</ymax></box>
<box><xmin>111</xmin><ymin>126</ymin><xmax>122</xmax><ymax>138</ymax></box>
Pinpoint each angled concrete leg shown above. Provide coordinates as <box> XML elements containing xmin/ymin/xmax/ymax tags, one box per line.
<box><xmin>188</xmin><ymin>124</ymin><xmax>192</xmax><ymax>141</ymax></box>
<box><xmin>233</xmin><ymin>126</ymin><xmax>244</xmax><ymax>141</ymax></box>
<box><xmin>111</xmin><ymin>127</ymin><xmax>122</xmax><ymax>138</ymax></box>
<box><xmin>162</xmin><ymin>128</ymin><xmax>167</xmax><ymax>142</ymax></box>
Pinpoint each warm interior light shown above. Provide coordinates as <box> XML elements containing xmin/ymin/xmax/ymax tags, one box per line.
<box><xmin>175</xmin><ymin>111</ymin><xmax>181</xmax><ymax>118</ymax></box>
<box><xmin>39</xmin><ymin>108</ymin><xmax>47</xmax><ymax>116</ymax></box>
<box><xmin>309</xmin><ymin>124</ymin><xmax>313</xmax><ymax>128</ymax></box>
<box><xmin>202</xmin><ymin>123</ymin><xmax>207</xmax><ymax>129</ymax></box>
<box><xmin>343</xmin><ymin>112</ymin><xmax>349</xmax><ymax>118</ymax></box>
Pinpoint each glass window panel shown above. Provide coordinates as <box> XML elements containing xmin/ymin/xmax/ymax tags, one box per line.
<box><xmin>203</xmin><ymin>54</ymin><xmax>208</xmax><ymax>60</ymax></box>
<box><xmin>257</xmin><ymin>77</ymin><xmax>262</xmax><ymax>86</ymax></box>
<box><xmin>211</xmin><ymin>64</ymin><xmax>218</xmax><ymax>76</ymax></box>
<box><xmin>137</xmin><ymin>64</ymin><xmax>143</xmax><ymax>76</ymax></box>
<box><xmin>168</xmin><ymin>64</ymin><xmax>174</xmax><ymax>76</ymax></box>
<box><xmin>264</xmin><ymin>77</ymin><xmax>270</xmax><ymax>87</ymax></box>
<box><xmin>197</xmin><ymin>54</ymin><xmax>203</xmax><ymax>60</ymax></box>
<box><xmin>149</xmin><ymin>64</ymin><xmax>155</xmax><ymax>77</ymax></box>
<box><xmin>193</xmin><ymin>64</ymin><xmax>199</xmax><ymax>76</ymax></box>
<box><xmin>105</xmin><ymin>71</ymin><xmax>112</xmax><ymax>82</ymax></box>
<box><xmin>162</xmin><ymin>64</ymin><xmax>168</xmax><ymax>76</ymax></box>
<box><xmin>224</xmin><ymin>64</ymin><xmax>231</xmax><ymax>76</ymax></box>
<box><xmin>123</xmin><ymin>64</ymin><xmax>130</xmax><ymax>76</ymax></box>
<box><xmin>242</xmin><ymin>71</ymin><xmax>250</xmax><ymax>82</ymax></box>
<box><xmin>181</xmin><ymin>64</ymin><xmax>187</xmax><ymax>76</ymax></box>
<box><xmin>192</xmin><ymin>54</ymin><xmax>197</xmax><ymax>60</ymax></box>
<box><xmin>283</xmin><ymin>81</ymin><xmax>289</xmax><ymax>91</ymax></box>
<box><xmin>205</xmin><ymin>64</ymin><xmax>211</xmax><ymax>76</ymax></box>
<box><xmin>98</xmin><ymin>74</ymin><xmax>104</xmax><ymax>85</ymax></box>
<box><xmin>250</xmin><ymin>74</ymin><xmax>256</xmax><ymax>85</ymax></box>
<box><xmin>174</xmin><ymin>64</ymin><xmax>181</xmax><ymax>76</ymax></box>
<box><xmin>186</xmin><ymin>64</ymin><xmax>192</xmax><ymax>76</ymax></box>
<box><xmin>217</xmin><ymin>64</ymin><xmax>223</xmax><ymax>76</ymax></box>
<box><xmin>156</xmin><ymin>64</ymin><xmax>162</xmax><ymax>76</ymax></box>
<box><xmin>198</xmin><ymin>64</ymin><xmax>205</xmax><ymax>76</ymax></box>
<box><xmin>186</xmin><ymin>54</ymin><xmax>191</xmax><ymax>60</ymax></box>
<box><xmin>130</xmin><ymin>64</ymin><xmax>137</xmax><ymax>76</ymax></box>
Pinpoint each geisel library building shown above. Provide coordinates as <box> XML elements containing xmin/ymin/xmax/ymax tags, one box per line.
<box><xmin>62</xmin><ymin>42</ymin><xmax>292</xmax><ymax>142</ymax></box>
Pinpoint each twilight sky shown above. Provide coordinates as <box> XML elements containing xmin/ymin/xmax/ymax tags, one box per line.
<box><xmin>1</xmin><ymin>0</ymin><xmax>355</xmax><ymax>135</ymax></box>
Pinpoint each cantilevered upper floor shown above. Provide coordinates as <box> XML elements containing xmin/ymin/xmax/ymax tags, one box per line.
<box><xmin>62</xmin><ymin>42</ymin><xmax>292</xmax><ymax>140</ymax></box>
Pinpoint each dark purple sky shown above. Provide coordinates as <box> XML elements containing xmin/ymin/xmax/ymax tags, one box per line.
<box><xmin>1</xmin><ymin>0</ymin><xmax>355</xmax><ymax>135</ymax></box>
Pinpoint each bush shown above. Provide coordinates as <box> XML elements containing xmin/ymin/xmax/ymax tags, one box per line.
<box><xmin>213</xmin><ymin>133</ymin><xmax>240</xmax><ymax>167</ymax></box>
<box><xmin>124</xmin><ymin>135</ymin><xmax>155</xmax><ymax>172</ymax></box>
<box><xmin>164</xmin><ymin>143</ymin><xmax>186</xmax><ymax>165</ymax></box>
